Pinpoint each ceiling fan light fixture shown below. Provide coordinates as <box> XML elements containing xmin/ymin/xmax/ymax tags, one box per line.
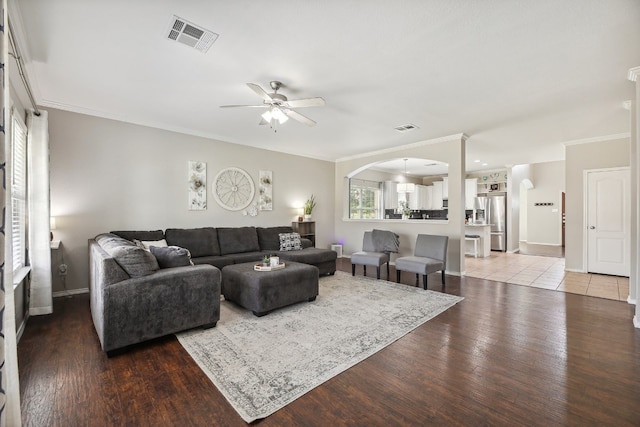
<box><xmin>271</xmin><ymin>107</ymin><xmax>288</xmax><ymax>124</ymax></box>
<box><xmin>261</xmin><ymin>109</ymin><xmax>273</xmax><ymax>122</ymax></box>
<box><xmin>262</xmin><ymin>107</ymin><xmax>288</xmax><ymax>125</ymax></box>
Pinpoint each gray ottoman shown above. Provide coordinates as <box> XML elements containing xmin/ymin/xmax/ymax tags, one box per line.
<box><xmin>222</xmin><ymin>261</ymin><xmax>319</xmax><ymax>316</ymax></box>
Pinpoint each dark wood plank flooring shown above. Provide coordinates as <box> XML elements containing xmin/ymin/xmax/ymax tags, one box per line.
<box><xmin>18</xmin><ymin>259</ymin><xmax>640</xmax><ymax>426</ymax></box>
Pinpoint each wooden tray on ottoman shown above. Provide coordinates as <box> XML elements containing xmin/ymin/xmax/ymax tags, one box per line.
<box><xmin>253</xmin><ymin>263</ymin><xmax>285</xmax><ymax>272</ymax></box>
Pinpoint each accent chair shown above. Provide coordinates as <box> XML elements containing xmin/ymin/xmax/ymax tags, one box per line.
<box><xmin>395</xmin><ymin>234</ymin><xmax>448</xmax><ymax>290</ymax></box>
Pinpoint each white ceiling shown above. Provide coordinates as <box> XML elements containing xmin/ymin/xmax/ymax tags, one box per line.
<box><xmin>10</xmin><ymin>0</ymin><xmax>640</xmax><ymax>174</ymax></box>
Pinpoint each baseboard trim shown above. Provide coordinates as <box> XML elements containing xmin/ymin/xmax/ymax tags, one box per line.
<box><xmin>565</xmin><ymin>268</ymin><xmax>586</xmax><ymax>274</ymax></box>
<box><xmin>29</xmin><ymin>307</ymin><xmax>53</xmax><ymax>316</ymax></box>
<box><xmin>53</xmin><ymin>288</ymin><xmax>89</xmax><ymax>298</ymax></box>
<box><xmin>634</xmin><ymin>315</ymin><xmax>640</xmax><ymax>329</ymax></box>
<box><xmin>627</xmin><ymin>296</ymin><xmax>637</xmax><ymax>305</ymax></box>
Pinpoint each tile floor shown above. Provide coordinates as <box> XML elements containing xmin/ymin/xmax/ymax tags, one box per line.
<box><xmin>464</xmin><ymin>251</ymin><xmax>629</xmax><ymax>301</ymax></box>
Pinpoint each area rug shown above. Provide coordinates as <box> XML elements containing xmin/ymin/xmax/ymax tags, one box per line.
<box><xmin>176</xmin><ymin>271</ymin><xmax>463</xmax><ymax>423</ymax></box>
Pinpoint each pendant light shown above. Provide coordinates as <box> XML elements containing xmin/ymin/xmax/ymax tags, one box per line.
<box><xmin>397</xmin><ymin>159</ymin><xmax>415</xmax><ymax>193</ymax></box>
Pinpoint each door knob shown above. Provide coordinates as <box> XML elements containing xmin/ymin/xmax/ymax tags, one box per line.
<box><xmin>589</xmin><ymin>226</ymin><xmax>595</xmax><ymax>229</ymax></box>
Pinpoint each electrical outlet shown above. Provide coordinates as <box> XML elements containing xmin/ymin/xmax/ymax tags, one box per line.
<box><xmin>59</xmin><ymin>264</ymin><xmax>68</xmax><ymax>276</ymax></box>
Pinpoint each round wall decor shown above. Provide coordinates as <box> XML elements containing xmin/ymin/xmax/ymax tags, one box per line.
<box><xmin>212</xmin><ymin>167</ymin><xmax>255</xmax><ymax>211</ymax></box>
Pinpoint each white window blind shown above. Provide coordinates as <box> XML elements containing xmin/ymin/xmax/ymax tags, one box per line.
<box><xmin>11</xmin><ymin>114</ymin><xmax>28</xmax><ymax>272</ymax></box>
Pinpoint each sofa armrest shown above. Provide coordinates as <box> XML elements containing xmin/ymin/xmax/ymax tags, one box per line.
<box><xmin>300</xmin><ymin>238</ymin><xmax>313</xmax><ymax>249</ymax></box>
<box><xmin>97</xmin><ymin>265</ymin><xmax>221</xmax><ymax>352</ymax></box>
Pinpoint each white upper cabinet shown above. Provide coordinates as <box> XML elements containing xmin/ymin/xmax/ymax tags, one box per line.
<box><xmin>424</xmin><ymin>185</ymin><xmax>433</xmax><ymax>210</ymax></box>
<box><xmin>465</xmin><ymin>178</ymin><xmax>478</xmax><ymax>210</ymax></box>
<box><xmin>409</xmin><ymin>184</ymin><xmax>428</xmax><ymax>209</ymax></box>
<box><xmin>432</xmin><ymin>181</ymin><xmax>444</xmax><ymax>209</ymax></box>
<box><xmin>409</xmin><ymin>185</ymin><xmax>421</xmax><ymax>210</ymax></box>
<box><xmin>442</xmin><ymin>177</ymin><xmax>448</xmax><ymax>200</ymax></box>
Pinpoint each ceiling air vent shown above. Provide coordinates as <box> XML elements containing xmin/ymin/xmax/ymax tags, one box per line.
<box><xmin>165</xmin><ymin>15</ymin><xmax>218</xmax><ymax>53</ymax></box>
<box><xmin>394</xmin><ymin>123</ymin><xmax>419</xmax><ymax>133</ymax></box>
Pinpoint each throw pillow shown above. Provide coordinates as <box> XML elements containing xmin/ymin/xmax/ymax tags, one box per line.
<box><xmin>134</xmin><ymin>239</ymin><xmax>168</xmax><ymax>251</ymax></box>
<box><xmin>150</xmin><ymin>245</ymin><xmax>193</xmax><ymax>269</ymax></box>
<box><xmin>108</xmin><ymin>244</ymin><xmax>160</xmax><ymax>277</ymax></box>
<box><xmin>279</xmin><ymin>232</ymin><xmax>302</xmax><ymax>252</ymax></box>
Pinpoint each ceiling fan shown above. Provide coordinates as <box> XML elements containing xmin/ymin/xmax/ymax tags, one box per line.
<box><xmin>220</xmin><ymin>81</ymin><xmax>325</xmax><ymax>130</ymax></box>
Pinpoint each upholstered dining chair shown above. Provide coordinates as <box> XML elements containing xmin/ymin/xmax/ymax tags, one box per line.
<box><xmin>395</xmin><ymin>234</ymin><xmax>448</xmax><ymax>290</ymax></box>
<box><xmin>351</xmin><ymin>230</ymin><xmax>398</xmax><ymax>280</ymax></box>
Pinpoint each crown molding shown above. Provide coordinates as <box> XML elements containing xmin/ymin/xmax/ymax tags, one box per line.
<box><xmin>563</xmin><ymin>133</ymin><xmax>630</xmax><ymax>147</ymax></box>
<box><xmin>335</xmin><ymin>133</ymin><xmax>469</xmax><ymax>163</ymax></box>
<box><xmin>629</xmin><ymin>66</ymin><xmax>640</xmax><ymax>82</ymax></box>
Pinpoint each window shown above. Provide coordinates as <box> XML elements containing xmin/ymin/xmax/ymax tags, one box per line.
<box><xmin>11</xmin><ymin>114</ymin><xmax>28</xmax><ymax>272</ymax></box>
<box><xmin>349</xmin><ymin>179</ymin><xmax>381</xmax><ymax>219</ymax></box>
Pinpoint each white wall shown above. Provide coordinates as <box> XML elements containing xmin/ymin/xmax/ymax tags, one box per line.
<box><xmin>525</xmin><ymin>161</ymin><xmax>565</xmax><ymax>245</ymax></box>
<box><xmin>334</xmin><ymin>134</ymin><xmax>466</xmax><ymax>275</ymax></box>
<box><xmin>510</xmin><ymin>164</ymin><xmax>533</xmax><ymax>250</ymax></box>
<box><xmin>565</xmin><ymin>137</ymin><xmax>630</xmax><ymax>271</ymax></box>
<box><xmin>48</xmin><ymin>108</ymin><xmax>335</xmax><ymax>292</ymax></box>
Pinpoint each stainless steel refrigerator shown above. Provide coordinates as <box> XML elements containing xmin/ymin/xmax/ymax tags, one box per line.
<box><xmin>475</xmin><ymin>195</ymin><xmax>506</xmax><ymax>251</ymax></box>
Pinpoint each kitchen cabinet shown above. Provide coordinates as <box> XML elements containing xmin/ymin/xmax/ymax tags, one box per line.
<box><xmin>409</xmin><ymin>185</ymin><xmax>421</xmax><ymax>210</ymax></box>
<box><xmin>425</xmin><ymin>185</ymin><xmax>433</xmax><ymax>210</ymax></box>
<box><xmin>442</xmin><ymin>177</ymin><xmax>448</xmax><ymax>200</ymax></box>
<box><xmin>410</xmin><ymin>184</ymin><xmax>431</xmax><ymax>210</ymax></box>
<box><xmin>432</xmin><ymin>181</ymin><xmax>444</xmax><ymax>209</ymax></box>
<box><xmin>465</xmin><ymin>178</ymin><xmax>477</xmax><ymax>210</ymax></box>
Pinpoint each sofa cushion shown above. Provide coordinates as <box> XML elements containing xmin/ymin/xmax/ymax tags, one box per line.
<box><xmin>191</xmin><ymin>255</ymin><xmax>235</xmax><ymax>270</ymax></box>
<box><xmin>111</xmin><ymin>230</ymin><xmax>165</xmax><ymax>242</ymax></box>
<box><xmin>96</xmin><ymin>233</ymin><xmax>159</xmax><ymax>277</ymax></box>
<box><xmin>217</xmin><ymin>227</ymin><xmax>260</xmax><ymax>255</ymax></box>
<box><xmin>225</xmin><ymin>251</ymin><xmax>269</xmax><ymax>265</ymax></box>
<box><xmin>165</xmin><ymin>227</ymin><xmax>221</xmax><ymax>257</ymax></box>
<box><xmin>150</xmin><ymin>246</ymin><xmax>193</xmax><ymax>269</ymax></box>
<box><xmin>279</xmin><ymin>232</ymin><xmax>302</xmax><ymax>251</ymax></box>
<box><xmin>256</xmin><ymin>226</ymin><xmax>294</xmax><ymax>251</ymax></box>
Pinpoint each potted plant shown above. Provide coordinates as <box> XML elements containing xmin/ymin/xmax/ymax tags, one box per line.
<box><xmin>399</xmin><ymin>200</ymin><xmax>411</xmax><ymax>219</ymax></box>
<box><xmin>262</xmin><ymin>255</ymin><xmax>270</xmax><ymax>267</ymax></box>
<box><xmin>304</xmin><ymin>194</ymin><xmax>316</xmax><ymax>221</ymax></box>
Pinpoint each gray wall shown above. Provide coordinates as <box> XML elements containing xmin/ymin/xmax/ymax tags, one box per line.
<box><xmin>565</xmin><ymin>138</ymin><xmax>630</xmax><ymax>272</ymax></box>
<box><xmin>48</xmin><ymin>108</ymin><xmax>335</xmax><ymax>292</ymax></box>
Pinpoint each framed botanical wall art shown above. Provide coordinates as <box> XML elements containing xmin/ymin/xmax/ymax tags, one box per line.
<box><xmin>258</xmin><ymin>170</ymin><xmax>273</xmax><ymax>211</ymax></box>
<box><xmin>188</xmin><ymin>161</ymin><xmax>207</xmax><ymax>210</ymax></box>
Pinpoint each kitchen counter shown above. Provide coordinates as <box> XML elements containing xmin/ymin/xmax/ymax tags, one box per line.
<box><xmin>465</xmin><ymin>224</ymin><xmax>491</xmax><ymax>257</ymax></box>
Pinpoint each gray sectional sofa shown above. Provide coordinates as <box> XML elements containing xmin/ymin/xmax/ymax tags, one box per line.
<box><xmin>89</xmin><ymin>225</ymin><xmax>337</xmax><ymax>354</ymax></box>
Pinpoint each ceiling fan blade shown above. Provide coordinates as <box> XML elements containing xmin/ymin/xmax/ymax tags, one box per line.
<box><xmin>247</xmin><ymin>83</ymin><xmax>273</xmax><ymax>102</ymax></box>
<box><xmin>259</xmin><ymin>118</ymin><xmax>269</xmax><ymax>126</ymax></box>
<box><xmin>220</xmin><ymin>104</ymin><xmax>268</xmax><ymax>108</ymax></box>
<box><xmin>282</xmin><ymin>109</ymin><xmax>316</xmax><ymax>127</ymax></box>
<box><xmin>285</xmin><ymin>97</ymin><xmax>326</xmax><ymax>108</ymax></box>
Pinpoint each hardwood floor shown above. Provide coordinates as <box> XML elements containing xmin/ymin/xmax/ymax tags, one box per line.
<box><xmin>19</xmin><ymin>258</ymin><xmax>640</xmax><ymax>426</ymax></box>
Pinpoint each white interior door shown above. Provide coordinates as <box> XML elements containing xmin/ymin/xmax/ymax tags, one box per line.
<box><xmin>587</xmin><ymin>169</ymin><xmax>630</xmax><ymax>276</ymax></box>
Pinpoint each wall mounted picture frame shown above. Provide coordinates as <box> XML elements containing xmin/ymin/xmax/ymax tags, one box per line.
<box><xmin>258</xmin><ymin>170</ymin><xmax>273</xmax><ymax>211</ymax></box>
<box><xmin>188</xmin><ymin>161</ymin><xmax>207</xmax><ymax>210</ymax></box>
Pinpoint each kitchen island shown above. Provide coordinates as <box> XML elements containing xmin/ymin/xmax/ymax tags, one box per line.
<box><xmin>465</xmin><ymin>224</ymin><xmax>491</xmax><ymax>257</ymax></box>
